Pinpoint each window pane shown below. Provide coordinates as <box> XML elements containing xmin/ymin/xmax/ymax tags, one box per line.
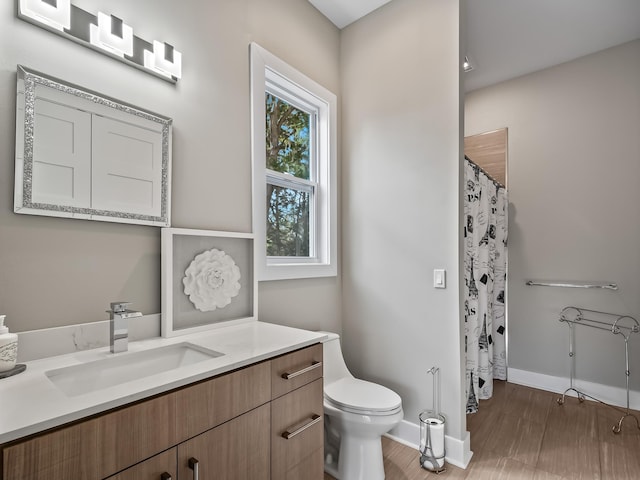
<box><xmin>267</xmin><ymin>184</ymin><xmax>310</xmax><ymax>257</ymax></box>
<box><xmin>265</xmin><ymin>93</ymin><xmax>310</xmax><ymax>180</ymax></box>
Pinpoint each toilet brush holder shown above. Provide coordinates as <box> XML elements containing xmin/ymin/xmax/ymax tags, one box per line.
<box><xmin>419</xmin><ymin>367</ymin><xmax>446</xmax><ymax>473</ymax></box>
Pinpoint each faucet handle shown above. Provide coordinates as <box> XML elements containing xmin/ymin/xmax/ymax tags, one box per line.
<box><xmin>109</xmin><ymin>302</ymin><xmax>131</xmax><ymax>313</ymax></box>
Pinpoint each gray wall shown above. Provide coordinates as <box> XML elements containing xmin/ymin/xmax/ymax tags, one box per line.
<box><xmin>341</xmin><ymin>0</ymin><xmax>466</xmax><ymax>440</ymax></box>
<box><xmin>0</xmin><ymin>0</ymin><xmax>341</xmax><ymax>334</ymax></box>
<box><xmin>465</xmin><ymin>40</ymin><xmax>640</xmax><ymax>392</ymax></box>
<box><xmin>2</xmin><ymin>0</ymin><xmax>467</xmax><ymax>439</ymax></box>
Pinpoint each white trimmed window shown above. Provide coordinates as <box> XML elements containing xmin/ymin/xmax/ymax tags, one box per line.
<box><xmin>250</xmin><ymin>43</ymin><xmax>337</xmax><ymax>281</ymax></box>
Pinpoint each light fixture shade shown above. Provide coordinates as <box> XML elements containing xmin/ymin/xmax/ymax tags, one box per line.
<box><xmin>144</xmin><ymin>41</ymin><xmax>182</xmax><ymax>79</ymax></box>
<box><xmin>89</xmin><ymin>12</ymin><xmax>134</xmax><ymax>58</ymax></box>
<box><xmin>19</xmin><ymin>0</ymin><xmax>71</xmax><ymax>31</ymax></box>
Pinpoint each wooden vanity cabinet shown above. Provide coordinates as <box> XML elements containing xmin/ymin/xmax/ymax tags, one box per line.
<box><xmin>1</xmin><ymin>344</ymin><xmax>323</xmax><ymax>480</ymax></box>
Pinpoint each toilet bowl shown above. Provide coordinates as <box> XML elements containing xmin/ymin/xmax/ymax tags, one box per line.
<box><xmin>320</xmin><ymin>332</ymin><xmax>403</xmax><ymax>480</ymax></box>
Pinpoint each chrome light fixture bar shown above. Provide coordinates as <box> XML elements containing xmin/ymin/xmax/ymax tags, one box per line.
<box><xmin>17</xmin><ymin>0</ymin><xmax>182</xmax><ymax>83</ymax></box>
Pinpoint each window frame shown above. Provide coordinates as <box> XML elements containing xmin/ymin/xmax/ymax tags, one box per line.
<box><xmin>250</xmin><ymin>43</ymin><xmax>337</xmax><ymax>281</ymax></box>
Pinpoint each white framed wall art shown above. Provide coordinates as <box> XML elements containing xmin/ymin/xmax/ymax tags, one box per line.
<box><xmin>161</xmin><ymin>228</ymin><xmax>256</xmax><ymax>337</ymax></box>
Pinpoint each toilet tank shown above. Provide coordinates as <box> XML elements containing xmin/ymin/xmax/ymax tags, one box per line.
<box><xmin>319</xmin><ymin>332</ymin><xmax>353</xmax><ymax>385</ymax></box>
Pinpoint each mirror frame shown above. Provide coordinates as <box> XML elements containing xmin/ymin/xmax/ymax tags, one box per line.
<box><xmin>15</xmin><ymin>65</ymin><xmax>173</xmax><ymax>227</ymax></box>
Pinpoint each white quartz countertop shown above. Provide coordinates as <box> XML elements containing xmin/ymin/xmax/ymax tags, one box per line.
<box><xmin>0</xmin><ymin>321</ymin><xmax>326</xmax><ymax>444</ymax></box>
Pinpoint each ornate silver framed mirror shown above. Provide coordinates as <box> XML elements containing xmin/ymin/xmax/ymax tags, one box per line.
<box><xmin>15</xmin><ymin>65</ymin><xmax>172</xmax><ymax>227</ymax></box>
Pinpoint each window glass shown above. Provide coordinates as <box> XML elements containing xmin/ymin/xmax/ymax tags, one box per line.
<box><xmin>265</xmin><ymin>93</ymin><xmax>311</xmax><ymax>180</ymax></box>
<box><xmin>266</xmin><ymin>184</ymin><xmax>310</xmax><ymax>257</ymax></box>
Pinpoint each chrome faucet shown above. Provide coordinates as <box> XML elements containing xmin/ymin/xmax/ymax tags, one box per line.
<box><xmin>107</xmin><ymin>302</ymin><xmax>142</xmax><ymax>353</ymax></box>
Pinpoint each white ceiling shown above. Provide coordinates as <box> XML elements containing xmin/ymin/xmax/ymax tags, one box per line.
<box><xmin>307</xmin><ymin>0</ymin><xmax>393</xmax><ymax>29</ymax></box>
<box><xmin>309</xmin><ymin>0</ymin><xmax>640</xmax><ymax>91</ymax></box>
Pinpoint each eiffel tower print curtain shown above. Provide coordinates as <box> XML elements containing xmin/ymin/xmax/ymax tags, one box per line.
<box><xmin>464</xmin><ymin>157</ymin><xmax>507</xmax><ymax>414</ymax></box>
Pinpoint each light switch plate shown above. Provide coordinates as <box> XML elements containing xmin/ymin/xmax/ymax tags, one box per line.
<box><xmin>434</xmin><ymin>269</ymin><xmax>446</xmax><ymax>289</ymax></box>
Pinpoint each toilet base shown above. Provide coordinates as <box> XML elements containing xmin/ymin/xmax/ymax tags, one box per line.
<box><xmin>323</xmin><ymin>402</ymin><xmax>403</xmax><ymax>480</ymax></box>
<box><xmin>324</xmin><ymin>457</ymin><xmax>339</xmax><ymax>478</ymax></box>
<box><xmin>339</xmin><ymin>434</ymin><xmax>385</xmax><ymax>480</ymax></box>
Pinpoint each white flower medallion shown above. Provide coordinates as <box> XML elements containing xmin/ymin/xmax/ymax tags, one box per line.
<box><xmin>183</xmin><ymin>248</ymin><xmax>241</xmax><ymax>312</ymax></box>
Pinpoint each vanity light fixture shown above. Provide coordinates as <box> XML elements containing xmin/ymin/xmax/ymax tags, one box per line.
<box><xmin>19</xmin><ymin>0</ymin><xmax>71</xmax><ymax>32</ymax></box>
<box><xmin>89</xmin><ymin>12</ymin><xmax>134</xmax><ymax>58</ymax></box>
<box><xmin>17</xmin><ymin>1</ymin><xmax>182</xmax><ymax>83</ymax></box>
<box><xmin>144</xmin><ymin>41</ymin><xmax>182</xmax><ymax>79</ymax></box>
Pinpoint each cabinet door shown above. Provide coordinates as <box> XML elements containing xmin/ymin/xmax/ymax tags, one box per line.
<box><xmin>271</xmin><ymin>378</ymin><xmax>324</xmax><ymax>480</ymax></box>
<box><xmin>104</xmin><ymin>448</ymin><xmax>177</xmax><ymax>480</ymax></box>
<box><xmin>177</xmin><ymin>404</ymin><xmax>270</xmax><ymax>480</ymax></box>
<box><xmin>2</xmin><ymin>419</ymin><xmax>99</xmax><ymax>480</ymax></box>
<box><xmin>91</xmin><ymin>115</ymin><xmax>163</xmax><ymax>217</ymax></box>
<box><xmin>31</xmin><ymin>98</ymin><xmax>92</xmax><ymax>208</ymax></box>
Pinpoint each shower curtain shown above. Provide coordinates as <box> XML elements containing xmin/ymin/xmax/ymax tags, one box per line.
<box><xmin>464</xmin><ymin>157</ymin><xmax>507</xmax><ymax>414</ymax></box>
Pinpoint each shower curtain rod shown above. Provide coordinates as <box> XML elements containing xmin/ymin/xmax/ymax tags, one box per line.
<box><xmin>464</xmin><ymin>156</ymin><xmax>505</xmax><ymax>189</ymax></box>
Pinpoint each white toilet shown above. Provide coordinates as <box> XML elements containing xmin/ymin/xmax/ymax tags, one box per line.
<box><xmin>321</xmin><ymin>332</ymin><xmax>403</xmax><ymax>480</ymax></box>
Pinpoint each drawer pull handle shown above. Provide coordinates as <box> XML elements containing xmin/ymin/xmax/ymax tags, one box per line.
<box><xmin>188</xmin><ymin>457</ymin><xmax>199</xmax><ymax>480</ymax></box>
<box><xmin>282</xmin><ymin>361</ymin><xmax>322</xmax><ymax>379</ymax></box>
<box><xmin>160</xmin><ymin>473</ymin><xmax>172</xmax><ymax>480</ymax></box>
<box><xmin>282</xmin><ymin>414</ymin><xmax>322</xmax><ymax>439</ymax></box>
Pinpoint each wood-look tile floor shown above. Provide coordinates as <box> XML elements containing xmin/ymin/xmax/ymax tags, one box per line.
<box><xmin>325</xmin><ymin>381</ymin><xmax>640</xmax><ymax>479</ymax></box>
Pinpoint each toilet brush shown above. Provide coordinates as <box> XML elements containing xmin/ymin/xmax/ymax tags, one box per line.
<box><xmin>419</xmin><ymin>366</ymin><xmax>446</xmax><ymax>473</ymax></box>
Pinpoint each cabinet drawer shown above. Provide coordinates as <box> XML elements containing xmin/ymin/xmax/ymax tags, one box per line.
<box><xmin>104</xmin><ymin>448</ymin><xmax>177</xmax><ymax>480</ymax></box>
<box><xmin>3</xmin><ymin>419</ymin><xmax>99</xmax><ymax>480</ymax></box>
<box><xmin>271</xmin><ymin>344</ymin><xmax>323</xmax><ymax>399</ymax></box>
<box><xmin>97</xmin><ymin>393</ymin><xmax>177</xmax><ymax>478</ymax></box>
<box><xmin>175</xmin><ymin>360</ymin><xmax>271</xmax><ymax>443</ymax></box>
<box><xmin>271</xmin><ymin>378</ymin><xmax>324</xmax><ymax>480</ymax></box>
<box><xmin>278</xmin><ymin>447</ymin><xmax>324</xmax><ymax>480</ymax></box>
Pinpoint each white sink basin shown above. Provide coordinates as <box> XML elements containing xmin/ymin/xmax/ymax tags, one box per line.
<box><xmin>45</xmin><ymin>342</ymin><xmax>224</xmax><ymax>397</ymax></box>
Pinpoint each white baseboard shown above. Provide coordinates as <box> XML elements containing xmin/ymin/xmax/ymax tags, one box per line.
<box><xmin>386</xmin><ymin>419</ymin><xmax>473</xmax><ymax>469</ymax></box>
<box><xmin>508</xmin><ymin>368</ymin><xmax>640</xmax><ymax>411</ymax></box>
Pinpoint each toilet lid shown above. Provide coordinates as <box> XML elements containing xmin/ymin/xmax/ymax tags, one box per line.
<box><xmin>324</xmin><ymin>378</ymin><xmax>402</xmax><ymax>413</ymax></box>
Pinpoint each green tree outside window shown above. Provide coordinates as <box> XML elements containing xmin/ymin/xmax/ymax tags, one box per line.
<box><xmin>265</xmin><ymin>93</ymin><xmax>312</xmax><ymax>257</ymax></box>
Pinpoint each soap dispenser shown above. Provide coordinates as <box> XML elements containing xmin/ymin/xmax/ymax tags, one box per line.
<box><xmin>0</xmin><ymin>315</ymin><xmax>18</xmax><ymax>372</ymax></box>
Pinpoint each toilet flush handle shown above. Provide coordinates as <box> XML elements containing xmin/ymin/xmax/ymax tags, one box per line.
<box><xmin>281</xmin><ymin>360</ymin><xmax>322</xmax><ymax>379</ymax></box>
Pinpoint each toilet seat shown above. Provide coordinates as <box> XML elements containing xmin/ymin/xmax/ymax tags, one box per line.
<box><xmin>324</xmin><ymin>378</ymin><xmax>402</xmax><ymax>415</ymax></box>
